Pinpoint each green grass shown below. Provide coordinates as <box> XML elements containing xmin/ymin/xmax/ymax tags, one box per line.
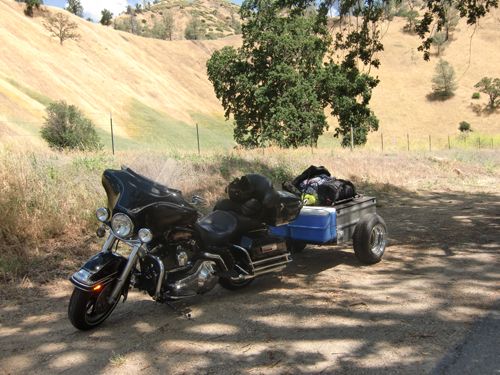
<box><xmin>125</xmin><ymin>99</ymin><xmax>236</xmax><ymax>152</ymax></box>
<box><xmin>6</xmin><ymin>79</ymin><xmax>52</xmax><ymax>107</ymax></box>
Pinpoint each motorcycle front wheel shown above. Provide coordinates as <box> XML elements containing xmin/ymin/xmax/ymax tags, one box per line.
<box><xmin>68</xmin><ymin>282</ymin><xmax>120</xmax><ymax>330</ymax></box>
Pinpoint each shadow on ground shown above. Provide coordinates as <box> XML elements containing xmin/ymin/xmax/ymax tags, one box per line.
<box><xmin>1</xmin><ymin>183</ymin><xmax>499</xmax><ymax>374</ymax></box>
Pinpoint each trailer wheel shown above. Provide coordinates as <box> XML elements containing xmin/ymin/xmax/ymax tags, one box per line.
<box><xmin>353</xmin><ymin>213</ymin><xmax>387</xmax><ymax>264</ymax></box>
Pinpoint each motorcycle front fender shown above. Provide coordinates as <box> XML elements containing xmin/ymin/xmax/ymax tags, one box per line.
<box><xmin>70</xmin><ymin>252</ymin><xmax>127</xmax><ymax>292</ymax></box>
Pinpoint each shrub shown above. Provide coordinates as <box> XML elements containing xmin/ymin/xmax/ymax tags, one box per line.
<box><xmin>475</xmin><ymin>77</ymin><xmax>500</xmax><ymax>109</ymax></box>
<box><xmin>66</xmin><ymin>0</ymin><xmax>83</xmax><ymax>17</ymax></box>
<box><xmin>41</xmin><ymin>101</ymin><xmax>102</xmax><ymax>151</ymax></box>
<box><xmin>100</xmin><ymin>9</ymin><xmax>113</xmax><ymax>26</ymax></box>
<box><xmin>24</xmin><ymin>0</ymin><xmax>43</xmax><ymax>17</ymax></box>
<box><xmin>403</xmin><ymin>9</ymin><xmax>419</xmax><ymax>33</ymax></box>
<box><xmin>459</xmin><ymin>121</ymin><xmax>472</xmax><ymax>132</ymax></box>
<box><xmin>185</xmin><ymin>17</ymin><xmax>204</xmax><ymax>40</ymax></box>
<box><xmin>431</xmin><ymin>32</ymin><xmax>447</xmax><ymax>56</ymax></box>
<box><xmin>471</xmin><ymin>92</ymin><xmax>480</xmax><ymax>99</ymax></box>
<box><xmin>431</xmin><ymin>59</ymin><xmax>457</xmax><ymax>99</ymax></box>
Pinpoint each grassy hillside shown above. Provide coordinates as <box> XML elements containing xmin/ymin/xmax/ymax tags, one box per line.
<box><xmin>0</xmin><ymin>0</ymin><xmax>240</xmax><ymax>150</ymax></box>
<box><xmin>365</xmin><ymin>13</ymin><xmax>500</xmax><ymax>149</ymax></box>
<box><xmin>0</xmin><ymin>0</ymin><xmax>499</xmax><ymax>151</ymax></box>
<box><xmin>115</xmin><ymin>0</ymin><xmax>241</xmax><ymax>40</ymax></box>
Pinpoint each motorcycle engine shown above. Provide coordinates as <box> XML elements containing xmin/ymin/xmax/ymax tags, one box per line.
<box><xmin>137</xmin><ymin>254</ymin><xmax>163</xmax><ymax>297</ymax></box>
<box><xmin>168</xmin><ymin>261</ymin><xmax>218</xmax><ymax>297</ymax></box>
<box><xmin>137</xmin><ymin>230</ymin><xmax>219</xmax><ymax>299</ymax></box>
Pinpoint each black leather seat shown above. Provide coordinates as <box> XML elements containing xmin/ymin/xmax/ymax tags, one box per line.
<box><xmin>195</xmin><ymin>210</ymin><xmax>239</xmax><ymax>246</ymax></box>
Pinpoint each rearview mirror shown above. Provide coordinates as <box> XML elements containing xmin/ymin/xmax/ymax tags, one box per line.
<box><xmin>191</xmin><ymin>195</ymin><xmax>205</xmax><ymax>205</ymax></box>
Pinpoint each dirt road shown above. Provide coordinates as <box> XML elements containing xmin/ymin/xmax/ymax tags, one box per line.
<box><xmin>1</xmin><ymin>187</ymin><xmax>499</xmax><ymax>374</ymax></box>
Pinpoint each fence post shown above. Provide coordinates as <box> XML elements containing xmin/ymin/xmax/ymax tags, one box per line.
<box><xmin>407</xmin><ymin>133</ymin><xmax>409</xmax><ymax>151</ymax></box>
<box><xmin>429</xmin><ymin>135</ymin><xmax>431</xmax><ymax>152</ymax></box>
<box><xmin>196</xmin><ymin>123</ymin><xmax>200</xmax><ymax>156</ymax></box>
<box><xmin>478</xmin><ymin>137</ymin><xmax>481</xmax><ymax>149</ymax></box>
<box><xmin>492</xmin><ymin>138</ymin><xmax>494</xmax><ymax>149</ymax></box>
<box><xmin>381</xmin><ymin>133</ymin><xmax>384</xmax><ymax>152</ymax></box>
<box><xmin>110</xmin><ymin>112</ymin><xmax>115</xmax><ymax>155</ymax></box>
<box><xmin>448</xmin><ymin>135</ymin><xmax>451</xmax><ymax>149</ymax></box>
<box><xmin>350</xmin><ymin>125</ymin><xmax>354</xmax><ymax>151</ymax></box>
<box><xmin>309</xmin><ymin>123</ymin><xmax>313</xmax><ymax>154</ymax></box>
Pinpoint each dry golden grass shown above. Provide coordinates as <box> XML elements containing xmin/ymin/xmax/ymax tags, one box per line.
<box><xmin>1</xmin><ymin>139</ymin><xmax>498</xmax><ymax>282</ymax></box>
<box><xmin>0</xmin><ymin>0</ymin><xmax>239</xmax><ymax>137</ymax></box>
<box><xmin>1</xmin><ymin>143</ymin><xmax>498</xmax><ymax>243</ymax></box>
<box><xmin>0</xmin><ymin>0</ymin><xmax>498</xmax><ymax>148</ymax></box>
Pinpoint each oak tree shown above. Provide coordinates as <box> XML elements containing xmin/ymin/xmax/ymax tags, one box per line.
<box><xmin>66</xmin><ymin>0</ymin><xmax>83</xmax><ymax>17</ymax></box>
<box><xmin>475</xmin><ymin>77</ymin><xmax>500</xmax><ymax>109</ymax></box>
<box><xmin>207</xmin><ymin>0</ymin><xmax>498</xmax><ymax>148</ymax></box>
<box><xmin>43</xmin><ymin>12</ymin><xmax>80</xmax><ymax>45</ymax></box>
<box><xmin>24</xmin><ymin>0</ymin><xmax>43</xmax><ymax>17</ymax></box>
<box><xmin>431</xmin><ymin>59</ymin><xmax>457</xmax><ymax>99</ymax></box>
<box><xmin>100</xmin><ymin>9</ymin><xmax>113</xmax><ymax>26</ymax></box>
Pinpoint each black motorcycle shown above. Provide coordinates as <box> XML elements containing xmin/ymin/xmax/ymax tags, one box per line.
<box><xmin>68</xmin><ymin>167</ymin><xmax>302</xmax><ymax>330</ymax></box>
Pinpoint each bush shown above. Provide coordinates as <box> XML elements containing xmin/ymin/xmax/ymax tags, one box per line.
<box><xmin>100</xmin><ymin>9</ymin><xmax>113</xmax><ymax>26</ymax></box>
<box><xmin>471</xmin><ymin>92</ymin><xmax>480</xmax><ymax>99</ymax></box>
<box><xmin>459</xmin><ymin>121</ymin><xmax>472</xmax><ymax>132</ymax></box>
<box><xmin>24</xmin><ymin>0</ymin><xmax>43</xmax><ymax>17</ymax></box>
<box><xmin>41</xmin><ymin>101</ymin><xmax>102</xmax><ymax>151</ymax></box>
<box><xmin>475</xmin><ymin>77</ymin><xmax>500</xmax><ymax>109</ymax></box>
<box><xmin>431</xmin><ymin>59</ymin><xmax>457</xmax><ymax>99</ymax></box>
<box><xmin>185</xmin><ymin>17</ymin><xmax>204</xmax><ymax>40</ymax></box>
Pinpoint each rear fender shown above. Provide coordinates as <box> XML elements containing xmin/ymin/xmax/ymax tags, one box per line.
<box><xmin>70</xmin><ymin>252</ymin><xmax>127</xmax><ymax>292</ymax></box>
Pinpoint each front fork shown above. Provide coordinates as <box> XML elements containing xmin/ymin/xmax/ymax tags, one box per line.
<box><xmin>96</xmin><ymin>232</ymin><xmax>142</xmax><ymax>305</ymax></box>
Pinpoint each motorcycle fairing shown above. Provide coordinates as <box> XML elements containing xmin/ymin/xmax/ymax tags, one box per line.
<box><xmin>70</xmin><ymin>252</ymin><xmax>127</xmax><ymax>291</ymax></box>
<box><xmin>102</xmin><ymin>167</ymin><xmax>199</xmax><ymax>235</ymax></box>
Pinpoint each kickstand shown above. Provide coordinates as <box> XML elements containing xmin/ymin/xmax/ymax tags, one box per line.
<box><xmin>165</xmin><ymin>300</ymin><xmax>193</xmax><ymax>320</ymax></box>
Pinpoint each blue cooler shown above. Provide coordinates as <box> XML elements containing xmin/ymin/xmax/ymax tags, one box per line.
<box><xmin>270</xmin><ymin>206</ymin><xmax>337</xmax><ymax>244</ymax></box>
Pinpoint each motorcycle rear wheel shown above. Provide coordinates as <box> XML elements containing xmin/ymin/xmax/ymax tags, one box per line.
<box><xmin>219</xmin><ymin>277</ymin><xmax>253</xmax><ymax>290</ymax></box>
<box><xmin>68</xmin><ymin>283</ymin><xmax>120</xmax><ymax>330</ymax></box>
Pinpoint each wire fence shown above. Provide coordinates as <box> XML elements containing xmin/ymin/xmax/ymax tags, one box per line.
<box><xmin>362</xmin><ymin>132</ymin><xmax>498</xmax><ymax>153</ymax></box>
<box><xmin>0</xmin><ymin>114</ymin><xmax>498</xmax><ymax>155</ymax></box>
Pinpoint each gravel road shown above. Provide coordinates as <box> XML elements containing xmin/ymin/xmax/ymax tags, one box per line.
<box><xmin>1</xmin><ymin>188</ymin><xmax>499</xmax><ymax>374</ymax></box>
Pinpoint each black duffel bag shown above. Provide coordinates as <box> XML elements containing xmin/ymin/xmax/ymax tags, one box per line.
<box><xmin>291</xmin><ymin>165</ymin><xmax>331</xmax><ymax>189</ymax></box>
<box><xmin>317</xmin><ymin>179</ymin><xmax>356</xmax><ymax>206</ymax></box>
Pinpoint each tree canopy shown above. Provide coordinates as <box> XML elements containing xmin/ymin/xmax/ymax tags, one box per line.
<box><xmin>207</xmin><ymin>0</ymin><xmax>379</xmax><ymax>147</ymax></box>
<box><xmin>23</xmin><ymin>0</ymin><xmax>43</xmax><ymax>17</ymax></box>
<box><xmin>66</xmin><ymin>0</ymin><xmax>83</xmax><ymax>17</ymax></box>
<box><xmin>475</xmin><ymin>77</ymin><xmax>500</xmax><ymax>109</ymax></box>
<box><xmin>100</xmin><ymin>9</ymin><xmax>113</xmax><ymax>26</ymax></box>
<box><xmin>431</xmin><ymin>59</ymin><xmax>457</xmax><ymax>99</ymax></box>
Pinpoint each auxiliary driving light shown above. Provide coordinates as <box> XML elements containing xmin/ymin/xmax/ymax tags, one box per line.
<box><xmin>138</xmin><ymin>228</ymin><xmax>153</xmax><ymax>243</ymax></box>
<box><xmin>96</xmin><ymin>207</ymin><xmax>110</xmax><ymax>222</ymax></box>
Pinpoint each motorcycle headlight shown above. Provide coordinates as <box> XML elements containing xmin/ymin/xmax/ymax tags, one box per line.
<box><xmin>111</xmin><ymin>213</ymin><xmax>134</xmax><ymax>238</ymax></box>
<box><xmin>96</xmin><ymin>207</ymin><xmax>110</xmax><ymax>222</ymax></box>
<box><xmin>138</xmin><ymin>228</ymin><xmax>153</xmax><ymax>243</ymax></box>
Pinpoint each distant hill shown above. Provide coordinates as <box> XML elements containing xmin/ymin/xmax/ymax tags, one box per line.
<box><xmin>114</xmin><ymin>0</ymin><xmax>241</xmax><ymax>41</ymax></box>
<box><xmin>0</xmin><ymin>0</ymin><xmax>499</xmax><ymax>151</ymax></box>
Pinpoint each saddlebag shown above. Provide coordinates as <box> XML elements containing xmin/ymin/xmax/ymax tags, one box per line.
<box><xmin>240</xmin><ymin>233</ymin><xmax>287</xmax><ymax>260</ymax></box>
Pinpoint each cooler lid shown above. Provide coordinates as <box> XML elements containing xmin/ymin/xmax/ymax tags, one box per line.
<box><xmin>300</xmin><ymin>206</ymin><xmax>336</xmax><ymax>216</ymax></box>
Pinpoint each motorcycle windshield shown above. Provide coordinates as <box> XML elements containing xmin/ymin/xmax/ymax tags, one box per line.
<box><xmin>102</xmin><ymin>167</ymin><xmax>198</xmax><ymax>234</ymax></box>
